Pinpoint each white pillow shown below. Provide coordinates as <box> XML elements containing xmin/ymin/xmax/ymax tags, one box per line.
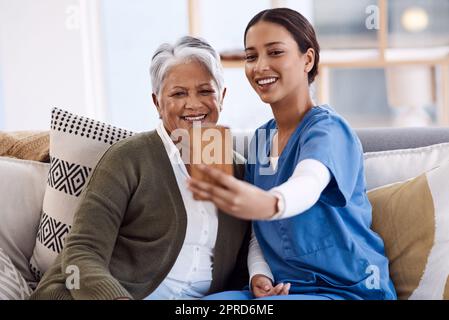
<box><xmin>0</xmin><ymin>156</ymin><xmax>48</xmax><ymax>283</ymax></box>
<box><xmin>29</xmin><ymin>107</ymin><xmax>134</xmax><ymax>280</ymax></box>
<box><xmin>0</xmin><ymin>248</ymin><xmax>32</xmax><ymax>300</ymax></box>
<box><xmin>364</xmin><ymin>142</ymin><xmax>449</xmax><ymax>191</ymax></box>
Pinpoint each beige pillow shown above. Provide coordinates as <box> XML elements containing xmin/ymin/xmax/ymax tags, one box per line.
<box><xmin>368</xmin><ymin>160</ymin><xmax>449</xmax><ymax>300</ymax></box>
<box><xmin>0</xmin><ymin>131</ymin><xmax>49</xmax><ymax>162</ymax></box>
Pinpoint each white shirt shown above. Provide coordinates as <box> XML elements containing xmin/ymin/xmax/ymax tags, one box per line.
<box><xmin>248</xmin><ymin>158</ymin><xmax>331</xmax><ymax>286</ymax></box>
<box><xmin>145</xmin><ymin>123</ymin><xmax>218</xmax><ymax>300</ymax></box>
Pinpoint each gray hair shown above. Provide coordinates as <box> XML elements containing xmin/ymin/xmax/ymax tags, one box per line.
<box><xmin>150</xmin><ymin>36</ymin><xmax>224</xmax><ymax>97</ymax></box>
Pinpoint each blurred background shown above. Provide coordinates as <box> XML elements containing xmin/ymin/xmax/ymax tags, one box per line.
<box><xmin>0</xmin><ymin>0</ymin><xmax>448</xmax><ymax>132</ymax></box>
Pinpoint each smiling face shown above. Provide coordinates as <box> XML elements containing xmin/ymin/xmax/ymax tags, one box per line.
<box><xmin>244</xmin><ymin>21</ymin><xmax>314</xmax><ymax>105</ymax></box>
<box><xmin>152</xmin><ymin>60</ymin><xmax>224</xmax><ymax>135</ymax></box>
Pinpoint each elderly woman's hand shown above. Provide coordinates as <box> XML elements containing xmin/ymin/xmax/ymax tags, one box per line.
<box><xmin>187</xmin><ymin>165</ymin><xmax>277</xmax><ymax>220</ymax></box>
<box><xmin>251</xmin><ymin>275</ymin><xmax>290</xmax><ymax>298</ymax></box>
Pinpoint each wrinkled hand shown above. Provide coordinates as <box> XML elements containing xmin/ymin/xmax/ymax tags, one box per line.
<box><xmin>251</xmin><ymin>274</ymin><xmax>290</xmax><ymax>298</ymax></box>
<box><xmin>187</xmin><ymin>165</ymin><xmax>278</xmax><ymax>220</ymax></box>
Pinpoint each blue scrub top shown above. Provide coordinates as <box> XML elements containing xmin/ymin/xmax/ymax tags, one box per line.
<box><xmin>245</xmin><ymin>105</ymin><xmax>397</xmax><ymax>300</ymax></box>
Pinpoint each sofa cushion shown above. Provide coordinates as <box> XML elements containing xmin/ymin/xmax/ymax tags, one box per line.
<box><xmin>368</xmin><ymin>160</ymin><xmax>449</xmax><ymax>300</ymax></box>
<box><xmin>0</xmin><ymin>248</ymin><xmax>32</xmax><ymax>300</ymax></box>
<box><xmin>0</xmin><ymin>156</ymin><xmax>49</xmax><ymax>283</ymax></box>
<box><xmin>364</xmin><ymin>142</ymin><xmax>449</xmax><ymax>190</ymax></box>
<box><xmin>29</xmin><ymin>107</ymin><xmax>134</xmax><ymax>280</ymax></box>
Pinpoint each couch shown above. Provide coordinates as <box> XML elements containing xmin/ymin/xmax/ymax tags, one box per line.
<box><xmin>1</xmin><ymin>125</ymin><xmax>449</xmax><ymax>300</ymax></box>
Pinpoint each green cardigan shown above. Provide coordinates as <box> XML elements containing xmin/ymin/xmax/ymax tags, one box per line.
<box><xmin>30</xmin><ymin>130</ymin><xmax>250</xmax><ymax>300</ymax></box>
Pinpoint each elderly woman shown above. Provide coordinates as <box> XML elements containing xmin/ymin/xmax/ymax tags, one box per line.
<box><xmin>29</xmin><ymin>36</ymin><xmax>250</xmax><ymax>300</ymax></box>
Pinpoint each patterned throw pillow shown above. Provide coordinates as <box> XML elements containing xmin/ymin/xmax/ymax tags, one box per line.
<box><xmin>0</xmin><ymin>248</ymin><xmax>32</xmax><ymax>300</ymax></box>
<box><xmin>29</xmin><ymin>107</ymin><xmax>134</xmax><ymax>281</ymax></box>
<box><xmin>368</xmin><ymin>160</ymin><xmax>449</xmax><ymax>300</ymax></box>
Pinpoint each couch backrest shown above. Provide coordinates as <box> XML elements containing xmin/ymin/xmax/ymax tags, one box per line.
<box><xmin>232</xmin><ymin>127</ymin><xmax>449</xmax><ymax>158</ymax></box>
<box><xmin>355</xmin><ymin>127</ymin><xmax>449</xmax><ymax>152</ymax></box>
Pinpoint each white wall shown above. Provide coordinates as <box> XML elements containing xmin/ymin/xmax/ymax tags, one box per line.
<box><xmin>0</xmin><ymin>0</ymin><xmax>104</xmax><ymax>131</ymax></box>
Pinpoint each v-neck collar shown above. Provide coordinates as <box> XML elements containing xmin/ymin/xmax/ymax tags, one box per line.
<box><xmin>266</xmin><ymin>105</ymin><xmax>324</xmax><ymax>165</ymax></box>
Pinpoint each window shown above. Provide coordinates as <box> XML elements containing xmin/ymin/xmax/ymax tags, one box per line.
<box><xmin>101</xmin><ymin>0</ymin><xmax>189</xmax><ymax>131</ymax></box>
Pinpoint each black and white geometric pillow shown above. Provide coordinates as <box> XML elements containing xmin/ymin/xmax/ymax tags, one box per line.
<box><xmin>29</xmin><ymin>107</ymin><xmax>135</xmax><ymax>281</ymax></box>
<box><xmin>0</xmin><ymin>248</ymin><xmax>32</xmax><ymax>300</ymax></box>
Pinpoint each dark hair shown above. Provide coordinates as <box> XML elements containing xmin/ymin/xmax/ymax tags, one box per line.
<box><xmin>244</xmin><ymin>8</ymin><xmax>320</xmax><ymax>85</ymax></box>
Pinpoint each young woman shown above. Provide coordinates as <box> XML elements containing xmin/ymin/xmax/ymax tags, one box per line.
<box><xmin>188</xmin><ymin>8</ymin><xmax>397</xmax><ymax>300</ymax></box>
